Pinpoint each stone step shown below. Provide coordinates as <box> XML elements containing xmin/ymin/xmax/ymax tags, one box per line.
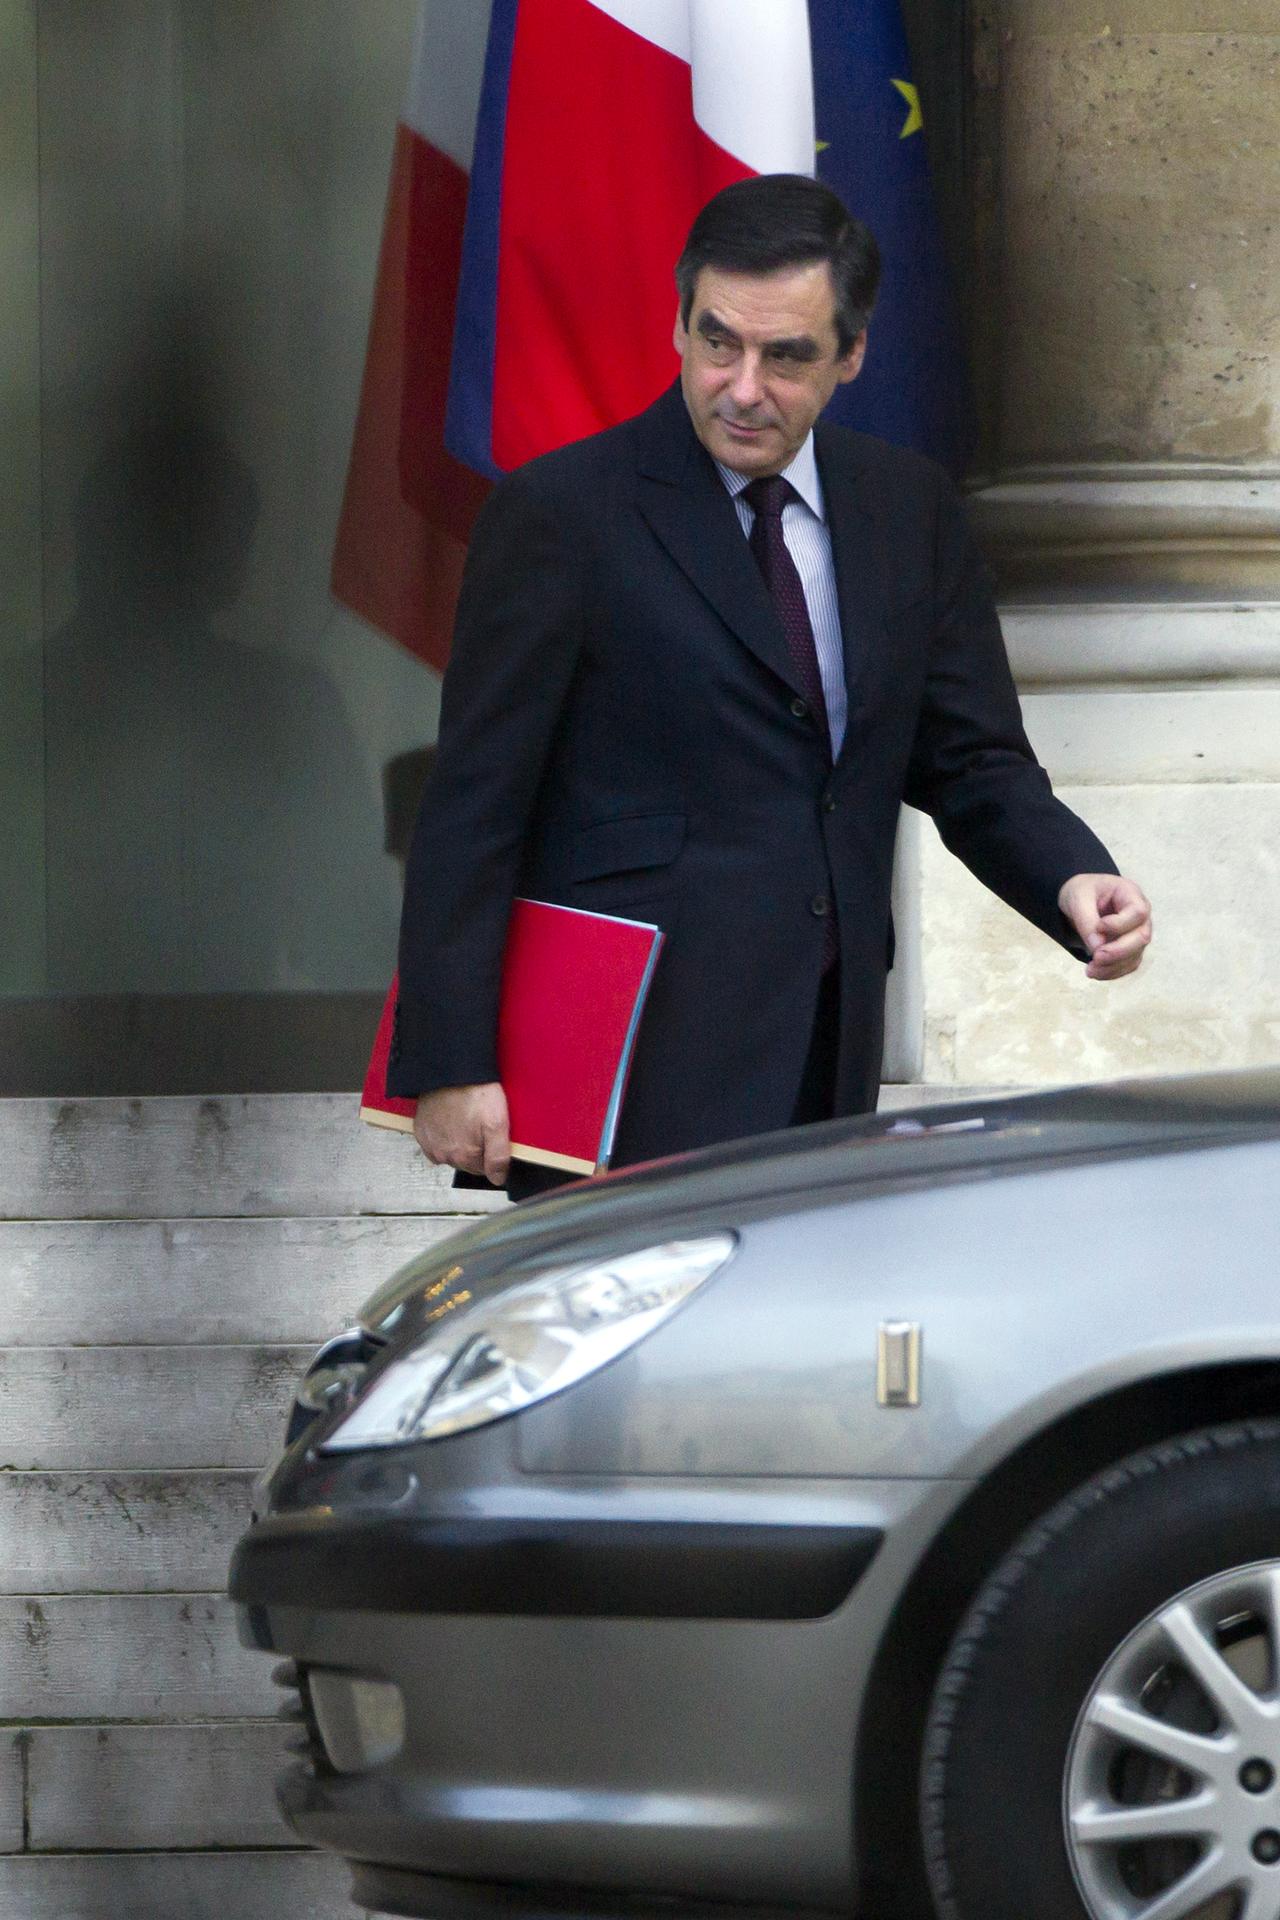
<box><xmin>876</xmin><ymin>1082</ymin><xmax>1007</xmax><ymax>1111</ymax></box>
<box><xmin>0</xmin><ymin>1853</ymin><xmax>366</xmax><ymax>1920</ymax></box>
<box><xmin>0</xmin><ymin>1087</ymin><xmax>995</xmax><ymax>1224</ymax></box>
<box><xmin>18</xmin><ymin>1722</ymin><xmax>295</xmax><ymax>1850</ymax></box>
<box><xmin>0</xmin><ymin>1093</ymin><xmax>508</xmax><ymax>1222</ymax></box>
<box><xmin>0</xmin><ymin>1745</ymin><xmax>19</xmax><ymax>1851</ymax></box>
<box><xmin>1</xmin><ymin>1471</ymin><xmax>252</xmax><ymax>1595</ymax></box>
<box><xmin>0</xmin><ymin>1594</ymin><xmax>276</xmax><ymax>1721</ymax></box>
<box><xmin>0</xmin><ymin>1345</ymin><xmax>308</xmax><ymax>1470</ymax></box>
<box><xmin>0</xmin><ymin>1086</ymin><xmax>998</xmax><ymax>1225</ymax></box>
<box><xmin>0</xmin><ymin>1213</ymin><xmax>462</xmax><ymax>1346</ymax></box>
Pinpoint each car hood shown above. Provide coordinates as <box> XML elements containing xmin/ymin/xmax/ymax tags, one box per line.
<box><xmin>358</xmin><ymin>1066</ymin><xmax>1280</xmax><ymax>1347</ymax></box>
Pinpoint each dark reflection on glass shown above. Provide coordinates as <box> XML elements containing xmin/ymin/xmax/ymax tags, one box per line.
<box><xmin>42</xmin><ymin>416</ymin><xmax>394</xmax><ymax>992</ymax></box>
<box><xmin>382</xmin><ymin>744</ymin><xmax>435</xmax><ymax>890</ymax></box>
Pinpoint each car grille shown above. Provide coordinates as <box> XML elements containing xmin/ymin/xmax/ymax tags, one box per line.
<box><xmin>272</xmin><ymin>1659</ymin><xmax>330</xmax><ymax>1776</ymax></box>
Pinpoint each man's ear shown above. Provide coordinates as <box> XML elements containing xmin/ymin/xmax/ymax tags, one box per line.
<box><xmin>836</xmin><ymin>329</ymin><xmax>868</xmax><ymax>385</ymax></box>
<box><xmin>673</xmin><ymin>303</ymin><xmax>688</xmax><ymax>355</ymax></box>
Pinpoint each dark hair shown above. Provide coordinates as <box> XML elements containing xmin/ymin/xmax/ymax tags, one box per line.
<box><xmin>675</xmin><ymin>174</ymin><xmax>881</xmax><ymax>356</ymax></box>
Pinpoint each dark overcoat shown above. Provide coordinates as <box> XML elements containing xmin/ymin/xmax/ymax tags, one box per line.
<box><xmin>389</xmin><ymin>381</ymin><xmax>1114</xmax><ymax>1164</ymax></box>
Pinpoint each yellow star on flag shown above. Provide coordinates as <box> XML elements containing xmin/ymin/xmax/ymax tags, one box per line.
<box><xmin>892</xmin><ymin>78</ymin><xmax>923</xmax><ymax>138</ymax></box>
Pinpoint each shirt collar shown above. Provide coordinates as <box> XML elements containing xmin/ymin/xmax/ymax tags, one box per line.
<box><xmin>713</xmin><ymin>432</ymin><xmax>824</xmax><ymax>521</ymax></box>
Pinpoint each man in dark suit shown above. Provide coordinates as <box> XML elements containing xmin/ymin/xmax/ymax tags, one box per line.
<box><xmin>388</xmin><ymin>174</ymin><xmax>1152</xmax><ymax>1195</ymax></box>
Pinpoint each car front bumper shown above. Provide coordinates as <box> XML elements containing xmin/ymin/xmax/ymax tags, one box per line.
<box><xmin>229</xmin><ymin>1472</ymin><xmax>942</xmax><ymax>1914</ymax></box>
<box><xmin>341</xmin><ymin>1857</ymin><xmax>845</xmax><ymax>1919</ymax></box>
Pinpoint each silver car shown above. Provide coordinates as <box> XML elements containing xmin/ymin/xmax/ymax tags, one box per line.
<box><xmin>231</xmin><ymin>1068</ymin><xmax>1280</xmax><ymax>1920</ymax></box>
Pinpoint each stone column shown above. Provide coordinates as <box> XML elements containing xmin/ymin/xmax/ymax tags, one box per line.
<box><xmin>907</xmin><ymin>0</ymin><xmax>1280</xmax><ymax>1091</ymax></box>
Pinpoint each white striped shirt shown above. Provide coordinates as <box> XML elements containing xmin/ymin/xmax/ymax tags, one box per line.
<box><xmin>714</xmin><ymin>434</ymin><xmax>847</xmax><ymax>757</ymax></box>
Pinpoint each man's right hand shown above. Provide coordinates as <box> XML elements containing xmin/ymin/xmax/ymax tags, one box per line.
<box><xmin>413</xmin><ymin>1083</ymin><xmax>511</xmax><ymax>1186</ymax></box>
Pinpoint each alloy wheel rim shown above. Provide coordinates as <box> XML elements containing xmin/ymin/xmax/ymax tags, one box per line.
<box><xmin>1065</xmin><ymin>1560</ymin><xmax>1280</xmax><ymax>1920</ymax></box>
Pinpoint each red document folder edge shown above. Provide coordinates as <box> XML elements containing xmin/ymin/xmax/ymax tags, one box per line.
<box><xmin>360</xmin><ymin>900</ymin><xmax>665</xmax><ymax>1177</ymax></box>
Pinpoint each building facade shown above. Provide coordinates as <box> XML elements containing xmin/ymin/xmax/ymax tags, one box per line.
<box><xmin>2</xmin><ymin>0</ymin><xmax>1275</xmax><ymax>1093</ymax></box>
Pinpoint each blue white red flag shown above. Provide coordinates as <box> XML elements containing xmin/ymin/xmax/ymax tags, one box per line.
<box><xmin>446</xmin><ymin>0</ymin><xmax>815</xmax><ymax>477</ymax></box>
<box><xmin>330</xmin><ymin>5</ymin><xmax>493</xmax><ymax>671</ymax></box>
<box><xmin>332</xmin><ymin>0</ymin><xmax>968</xmax><ymax>670</ymax></box>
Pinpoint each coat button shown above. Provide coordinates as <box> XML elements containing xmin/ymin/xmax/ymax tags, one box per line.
<box><xmin>810</xmin><ymin>894</ymin><xmax>831</xmax><ymax>917</ymax></box>
<box><xmin>790</xmin><ymin>696</ymin><xmax>808</xmax><ymax>719</ymax></box>
<box><xmin>822</xmin><ymin>793</ymin><xmax>836</xmax><ymax>813</ymax></box>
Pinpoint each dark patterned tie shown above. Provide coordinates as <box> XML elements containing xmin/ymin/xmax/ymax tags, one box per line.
<box><xmin>744</xmin><ymin>474</ymin><xmax>830</xmax><ymax>752</ymax></box>
<box><xmin>744</xmin><ymin>474</ymin><xmax>838</xmax><ymax>971</ymax></box>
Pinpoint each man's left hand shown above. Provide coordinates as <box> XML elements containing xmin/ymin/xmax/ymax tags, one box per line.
<box><xmin>1058</xmin><ymin>874</ymin><xmax>1153</xmax><ymax>980</ymax></box>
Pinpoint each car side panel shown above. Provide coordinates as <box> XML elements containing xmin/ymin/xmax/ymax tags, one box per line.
<box><xmin>516</xmin><ymin>1139</ymin><xmax>1280</xmax><ymax>1481</ymax></box>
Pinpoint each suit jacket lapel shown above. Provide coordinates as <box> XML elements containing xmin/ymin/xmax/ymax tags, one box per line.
<box><xmin>815</xmin><ymin>423</ymin><xmax>893</xmax><ymax>762</ymax></box>
<box><xmin>634</xmin><ymin>385</ymin><xmax>808</xmax><ymax>702</ymax></box>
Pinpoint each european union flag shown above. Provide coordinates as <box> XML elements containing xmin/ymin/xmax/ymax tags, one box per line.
<box><xmin>810</xmin><ymin>0</ymin><xmax>973</xmax><ymax>473</ymax></box>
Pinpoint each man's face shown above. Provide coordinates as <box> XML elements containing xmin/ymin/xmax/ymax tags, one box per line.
<box><xmin>674</xmin><ymin>261</ymin><xmax>866</xmax><ymax>477</ymax></box>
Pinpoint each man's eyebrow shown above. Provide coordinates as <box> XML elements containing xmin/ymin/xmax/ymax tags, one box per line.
<box><xmin>695</xmin><ymin>312</ymin><xmax>822</xmax><ymax>360</ymax></box>
<box><xmin>767</xmin><ymin>335</ymin><xmax>822</xmax><ymax>360</ymax></box>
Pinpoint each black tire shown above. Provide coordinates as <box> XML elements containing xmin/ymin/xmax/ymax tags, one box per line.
<box><xmin>921</xmin><ymin>1419</ymin><xmax>1280</xmax><ymax>1920</ymax></box>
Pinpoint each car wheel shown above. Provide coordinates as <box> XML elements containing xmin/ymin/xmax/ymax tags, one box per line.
<box><xmin>921</xmin><ymin>1419</ymin><xmax>1280</xmax><ymax>1920</ymax></box>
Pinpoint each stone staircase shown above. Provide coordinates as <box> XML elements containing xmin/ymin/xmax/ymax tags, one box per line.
<box><xmin>0</xmin><ymin>1083</ymin><xmax>984</xmax><ymax>1916</ymax></box>
<box><xmin>0</xmin><ymin>1094</ymin><xmax>504</xmax><ymax>1920</ymax></box>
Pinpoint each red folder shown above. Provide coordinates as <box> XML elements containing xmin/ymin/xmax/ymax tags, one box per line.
<box><xmin>360</xmin><ymin>899</ymin><xmax>665</xmax><ymax>1176</ymax></box>
<box><xmin>359</xmin><ymin>984</ymin><xmax>418</xmax><ymax>1136</ymax></box>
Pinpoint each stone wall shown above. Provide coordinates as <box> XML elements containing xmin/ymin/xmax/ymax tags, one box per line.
<box><xmin>998</xmin><ymin>4</ymin><xmax>1278</xmax><ymax>470</ymax></box>
<box><xmin>911</xmin><ymin>0</ymin><xmax>1280</xmax><ymax>1089</ymax></box>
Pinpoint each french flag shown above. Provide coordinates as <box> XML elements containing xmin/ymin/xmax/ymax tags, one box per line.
<box><xmin>333</xmin><ymin>0</ymin><xmax>964</xmax><ymax>672</ymax></box>
<box><xmin>330</xmin><ymin>6</ymin><xmax>493</xmax><ymax>673</ymax></box>
<box><xmin>447</xmin><ymin>0</ymin><xmax>815</xmax><ymax>478</ymax></box>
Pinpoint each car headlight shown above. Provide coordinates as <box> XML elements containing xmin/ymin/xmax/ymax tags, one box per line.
<box><xmin>320</xmin><ymin>1233</ymin><xmax>736</xmax><ymax>1451</ymax></box>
